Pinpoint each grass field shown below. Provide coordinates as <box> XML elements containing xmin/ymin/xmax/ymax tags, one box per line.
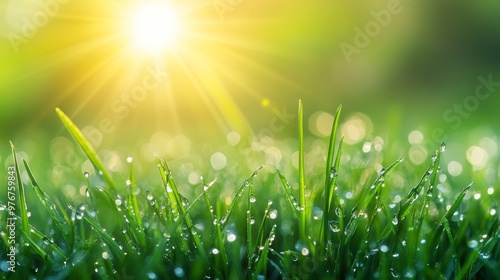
<box><xmin>1</xmin><ymin>102</ymin><xmax>499</xmax><ymax>279</ymax></box>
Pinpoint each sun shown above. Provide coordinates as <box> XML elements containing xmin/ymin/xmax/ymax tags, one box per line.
<box><xmin>130</xmin><ymin>3</ymin><xmax>182</xmax><ymax>52</ymax></box>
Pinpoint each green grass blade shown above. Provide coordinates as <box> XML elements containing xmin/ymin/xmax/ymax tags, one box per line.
<box><xmin>324</xmin><ymin>105</ymin><xmax>342</xmax><ymax>211</ymax></box>
<box><xmin>430</xmin><ymin>183</ymin><xmax>472</xmax><ymax>256</ymax></box>
<box><xmin>202</xmin><ymin>178</ymin><xmax>229</xmax><ymax>278</ymax></box>
<box><xmin>298</xmin><ymin>100</ymin><xmax>306</xmax><ymax>242</ymax></box>
<box><xmin>276</xmin><ymin>169</ymin><xmax>300</xmax><ymax>218</ymax></box>
<box><xmin>353</xmin><ymin>157</ymin><xmax>404</xmax><ymax>215</ymax></box>
<box><xmin>54</xmin><ymin>198</ymin><xmax>75</xmax><ymax>250</ymax></box>
<box><xmin>83</xmin><ymin>216</ymin><xmax>125</xmax><ymax>262</ymax></box>
<box><xmin>10</xmin><ymin>142</ymin><xmax>30</xmax><ymax>235</ymax></box>
<box><xmin>323</xmin><ymin>136</ymin><xmax>343</xmax><ymax>255</ymax></box>
<box><xmin>23</xmin><ymin>159</ymin><xmax>72</xmax><ymax>246</ymax></box>
<box><xmin>221</xmin><ymin>166</ymin><xmax>264</xmax><ymax>228</ymax></box>
<box><xmin>155</xmin><ymin>157</ymin><xmax>180</xmax><ymax>221</ymax></box>
<box><xmin>157</xmin><ymin>158</ymin><xmax>208</xmax><ymax>262</ymax></box>
<box><xmin>22</xmin><ymin>231</ymin><xmax>53</xmax><ymax>263</ymax></box>
<box><xmin>145</xmin><ymin>190</ymin><xmax>169</xmax><ymax>229</ymax></box>
<box><xmin>125</xmin><ymin>158</ymin><xmax>146</xmax><ymax>250</ymax></box>
<box><xmin>246</xmin><ymin>176</ymin><xmax>254</xmax><ymax>277</ymax></box>
<box><xmin>328</xmin><ymin>137</ymin><xmax>344</xmax><ymax>208</ymax></box>
<box><xmin>55</xmin><ymin>108</ymin><xmax>115</xmax><ymax>192</ymax></box>
<box><xmin>253</xmin><ymin>224</ymin><xmax>277</xmax><ymax>278</ymax></box>
<box><xmin>28</xmin><ymin>223</ymin><xmax>68</xmax><ymax>260</ymax></box>
<box><xmin>256</xmin><ymin>201</ymin><xmax>273</xmax><ymax>248</ymax></box>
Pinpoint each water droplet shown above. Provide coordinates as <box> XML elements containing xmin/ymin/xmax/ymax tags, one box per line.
<box><xmin>380</xmin><ymin>244</ymin><xmax>389</xmax><ymax>253</ymax></box>
<box><xmin>440</xmin><ymin>142</ymin><xmax>446</xmax><ymax>152</ymax></box>
<box><xmin>181</xmin><ymin>196</ymin><xmax>189</xmax><ymax>207</ymax></box>
<box><xmin>404</xmin><ymin>268</ymin><xmax>415</xmax><ymax>278</ymax></box>
<box><xmin>84</xmin><ymin>172</ymin><xmax>89</xmax><ymax>178</ymax></box>
<box><xmin>244</xmin><ymin>180</ymin><xmax>251</xmax><ymax>187</ymax></box>
<box><xmin>147</xmin><ymin>271</ymin><xmax>158</xmax><ymax>279</ymax></box>
<box><xmin>227</xmin><ymin>232</ymin><xmax>237</xmax><ymax>242</ymax></box>
<box><xmin>250</xmin><ymin>194</ymin><xmax>257</xmax><ymax>203</ymax></box>
<box><xmin>329</xmin><ymin>220</ymin><xmax>340</xmax><ymax>233</ymax></box>
<box><xmin>127</xmin><ymin>156</ymin><xmax>133</xmax><ymax>163</ymax></box>
<box><xmin>431</xmin><ymin>153</ymin><xmax>437</xmax><ymax>163</ymax></box>
<box><xmin>250</xmin><ymin>218</ymin><xmax>256</xmax><ymax>225</ymax></box>
<box><xmin>480</xmin><ymin>252</ymin><xmax>491</xmax><ymax>259</ymax></box>
<box><xmin>335</xmin><ymin>207</ymin><xmax>343</xmax><ymax>217</ymax></box>
<box><xmin>330</xmin><ymin>168</ymin><xmax>337</xmax><ymax>179</ymax></box>
<box><xmin>146</xmin><ymin>191</ymin><xmax>154</xmax><ymax>201</ymax></box>
<box><xmin>392</xmin><ymin>216</ymin><xmax>399</xmax><ymax>226</ymax></box>
<box><xmin>211</xmin><ymin>248</ymin><xmax>219</xmax><ymax>255</ymax></box>
<box><xmin>269</xmin><ymin>209</ymin><xmax>278</xmax><ymax>219</ymax></box>
<box><xmin>468</xmin><ymin>240</ymin><xmax>478</xmax><ymax>248</ymax></box>
<box><xmin>390</xmin><ymin>268</ymin><xmax>400</xmax><ymax>278</ymax></box>
<box><xmin>301</xmin><ymin>247</ymin><xmax>309</xmax><ymax>256</ymax></box>
<box><xmin>174</xmin><ymin>267</ymin><xmax>184</xmax><ymax>277</ymax></box>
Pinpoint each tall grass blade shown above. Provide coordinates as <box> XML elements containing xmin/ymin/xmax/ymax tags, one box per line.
<box><xmin>10</xmin><ymin>142</ymin><xmax>30</xmax><ymax>235</ymax></box>
<box><xmin>125</xmin><ymin>158</ymin><xmax>145</xmax><ymax>249</ymax></box>
<box><xmin>246</xmin><ymin>176</ymin><xmax>254</xmax><ymax>277</ymax></box>
<box><xmin>297</xmin><ymin>100</ymin><xmax>306</xmax><ymax>242</ymax></box>
<box><xmin>55</xmin><ymin>108</ymin><xmax>115</xmax><ymax>192</ymax></box>
<box><xmin>324</xmin><ymin>105</ymin><xmax>342</xmax><ymax>210</ymax></box>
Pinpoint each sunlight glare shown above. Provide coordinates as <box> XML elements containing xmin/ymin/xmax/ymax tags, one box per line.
<box><xmin>131</xmin><ymin>3</ymin><xmax>181</xmax><ymax>51</ymax></box>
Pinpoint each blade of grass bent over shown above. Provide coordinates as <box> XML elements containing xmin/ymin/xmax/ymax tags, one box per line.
<box><xmin>55</xmin><ymin>108</ymin><xmax>116</xmax><ymax>193</ymax></box>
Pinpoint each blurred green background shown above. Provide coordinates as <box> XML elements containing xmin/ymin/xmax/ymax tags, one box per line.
<box><xmin>1</xmin><ymin>0</ymin><xmax>500</xmax><ymax>193</ymax></box>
